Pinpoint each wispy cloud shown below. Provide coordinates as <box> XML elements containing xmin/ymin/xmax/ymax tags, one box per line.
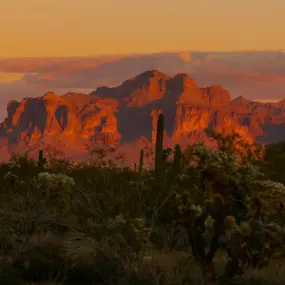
<box><xmin>0</xmin><ymin>72</ymin><xmax>25</xmax><ymax>83</ymax></box>
<box><xmin>1</xmin><ymin>51</ymin><xmax>285</xmax><ymax>120</ymax></box>
<box><xmin>179</xmin><ymin>51</ymin><xmax>192</xmax><ymax>63</ymax></box>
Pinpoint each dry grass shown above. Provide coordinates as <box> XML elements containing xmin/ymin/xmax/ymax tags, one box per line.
<box><xmin>232</xmin><ymin>260</ymin><xmax>285</xmax><ymax>285</ymax></box>
<box><xmin>0</xmin><ymin>160</ymin><xmax>284</xmax><ymax>285</ymax></box>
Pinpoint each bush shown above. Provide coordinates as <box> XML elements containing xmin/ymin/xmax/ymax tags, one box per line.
<box><xmin>0</xmin><ymin>133</ymin><xmax>284</xmax><ymax>284</ymax></box>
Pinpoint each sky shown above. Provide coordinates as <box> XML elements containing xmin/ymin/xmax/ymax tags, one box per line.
<box><xmin>1</xmin><ymin>0</ymin><xmax>285</xmax><ymax>120</ymax></box>
<box><xmin>1</xmin><ymin>0</ymin><xmax>285</xmax><ymax>58</ymax></box>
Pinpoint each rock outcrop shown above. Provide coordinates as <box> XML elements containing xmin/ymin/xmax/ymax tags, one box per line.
<box><xmin>1</xmin><ymin>70</ymin><xmax>285</xmax><ymax>165</ymax></box>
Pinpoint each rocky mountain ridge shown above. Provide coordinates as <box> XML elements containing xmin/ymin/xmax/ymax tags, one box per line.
<box><xmin>0</xmin><ymin>70</ymin><xmax>285</xmax><ymax>165</ymax></box>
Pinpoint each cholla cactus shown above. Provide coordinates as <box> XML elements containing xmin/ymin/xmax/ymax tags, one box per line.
<box><xmin>224</xmin><ymin>216</ymin><xmax>237</xmax><ymax>229</ymax></box>
<box><xmin>250</xmin><ymin>180</ymin><xmax>285</xmax><ymax>218</ymax></box>
<box><xmin>240</xmin><ymin>221</ymin><xmax>252</xmax><ymax>236</ymax></box>
<box><xmin>3</xmin><ymin>171</ymin><xmax>27</xmax><ymax>189</ymax></box>
<box><xmin>4</xmin><ymin>171</ymin><xmax>19</xmax><ymax>188</ymax></box>
<box><xmin>106</xmin><ymin>214</ymin><xmax>149</xmax><ymax>253</ymax></box>
<box><xmin>34</xmin><ymin>172</ymin><xmax>75</xmax><ymax>214</ymax></box>
<box><xmin>189</xmin><ymin>204</ymin><xmax>203</xmax><ymax>217</ymax></box>
<box><xmin>36</xmin><ymin>172</ymin><xmax>75</xmax><ymax>190</ymax></box>
<box><xmin>169</xmin><ymin>132</ymin><xmax>285</xmax><ymax>280</ymax></box>
<box><xmin>176</xmin><ymin>173</ymin><xmax>190</xmax><ymax>182</ymax></box>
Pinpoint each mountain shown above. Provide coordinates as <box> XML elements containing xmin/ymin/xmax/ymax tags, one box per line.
<box><xmin>1</xmin><ymin>70</ymin><xmax>285</xmax><ymax>166</ymax></box>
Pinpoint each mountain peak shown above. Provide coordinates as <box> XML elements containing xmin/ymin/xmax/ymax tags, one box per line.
<box><xmin>127</xmin><ymin>70</ymin><xmax>169</xmax><ymax>83</ymax></box>
<box><xmin>232</xmin><ymin>96</ymin><xmax>252</xmax><ymax>104</ymax></box>
<box><xmin>43</xmin><ymin>91</ymin><xmax>58</xmax><ymax>98</ymax></box>
<box><xmin>174</xmin><ymin>73</ymin><xmax>191</xmax><ymax>78</ymax></box>
<box><xmin>210</xmin><ymin>84</ymin><xmax>222</xmax><ymax>88</ymax></box>
<box><xmin>2</xmin><ymin>69</ymin><xmax>285</xmax><ymax>164</ymax></box>
<box><xmin>7</xmin><ymin>100</ymin><xmax>20</xmax><ymax>109</ymax></box>
<box><xmin>146</xmin><ymin>69</ymin><xmax>168</xmax><ymax>78</ymax></box>
<box><xmin>171</xmin><ymin>73</ymin><xmax>196</xmax><ymax>86</ymax></box>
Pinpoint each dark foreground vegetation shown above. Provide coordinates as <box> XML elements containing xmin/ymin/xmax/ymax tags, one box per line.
<box><xmin>1</xmin><ymin>114</ymin><xmax>285</xmax><ymax>285</ymax></box>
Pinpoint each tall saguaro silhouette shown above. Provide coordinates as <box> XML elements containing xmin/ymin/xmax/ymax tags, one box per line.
<box><xmin>155</xmin><ymin>113</ymin><xmax>165</xmax><ymax>179</ymax></box>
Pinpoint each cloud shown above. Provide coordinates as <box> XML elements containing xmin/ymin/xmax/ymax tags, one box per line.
<box><xmin>0</xmin><ymin>55</ymin><xmax>127</xmax><ymax>73</ymax></box>
<box><xmin>1</xmin><ymin>51</ymin><xmax>285</xmax><ymax>120</ymax></box>
<box><xmin>0</xmin><ymin>72</ymin><xmax>25</xmax><ymax>83</ymax></box>
<box><xmin>255</xmin><ymin>98</ymin><xmax>281</xmax><ymax>103</ymax></box>
<box><xmin>0</xmin><ymin>80</ymin><xmax>94</xmax><ymax>120</ymax></box>
<box><xmin>17</xmin><ymin>53</ymin><xmax>188</xmax><ymax>88</ymax></box>
<box><xmin>179</xmin><ymin>51</ymin><xmax>191</xmax><ymax>63</ymax></box>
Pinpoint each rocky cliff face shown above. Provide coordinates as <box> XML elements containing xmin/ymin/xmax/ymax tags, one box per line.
<box><xmin>1</xmin><ymin>70</ymin><xmax>285</xmax><ymax>165</ymax></box>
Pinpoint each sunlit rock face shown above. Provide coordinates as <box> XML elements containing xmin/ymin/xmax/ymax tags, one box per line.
<box><xmin>1</xmin><ymin>70</ymin><xmax>285</xmax><ymax>165</ymax></box>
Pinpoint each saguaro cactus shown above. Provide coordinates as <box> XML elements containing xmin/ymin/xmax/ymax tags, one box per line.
<box><xmin>173</xmin><ymin>144</ymin><xmax>182</xmax><ymax>176</ymax></box>
<box><xmin>139</xmin><ymin>149</ymin><xmax>144</xmax><ymax>173</ymax></box>
<box><xmin>155</xmin><ymin>113</ymin><xmax>165</xmax><ymax>179</ymax></box>
<box><xmin>37</xmin><ymin>149</ymin><xmax>46</xmax><ymax>168</ymax></box>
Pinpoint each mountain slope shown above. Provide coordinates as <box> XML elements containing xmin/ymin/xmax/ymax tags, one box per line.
<box><xmin>1</xmin><ymin>70</ymin><xmax>285</xmax><ymax>165</ymax></box>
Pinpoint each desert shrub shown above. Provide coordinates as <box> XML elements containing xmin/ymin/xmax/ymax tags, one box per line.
<box><xmin>0</xmin><ymin>256</ymin><xmax>22</xmax><ymax>285</ymax></box>
<box><xmin>166</xmin><ymin>134</ymin><xmax>285</xmax><ymax>282</ymax></box>
<box><xmin>13</xmin><ymin>231</ymin><xmax>66</xmax><ymax>283</ymax></box>
<box><xmin>33</xmin><ymin>172</ymin><xmax>75</xmax><ymax>215</ymax></box>
<box><xmin>62</xmin><ymin>232</ymin><xmax>124</xmax><ymax>285</ymax></box>
<box><xmin>0</xmin><ymin>132</ymin><xmax>285</xmax><ymax>284</ymax></box>
<box><xmin>9</xmin><ymin>153</ymin><xmax>36</xmax><ymax>169</ymax></box>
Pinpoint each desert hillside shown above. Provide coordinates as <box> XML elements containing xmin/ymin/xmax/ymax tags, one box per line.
<box><xmin>1</xmin><ymin>70</ymin><xmax>285</xmax><ymax>164</ymax></box>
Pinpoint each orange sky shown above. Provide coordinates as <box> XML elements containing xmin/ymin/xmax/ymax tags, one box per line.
<box><xmin>1</xmin><ymin>0</ymin><xmax>285</xmax><ymax>58</ymax></box>
<box><xmin>0</xmin><ymin>72</ymin><xmax>25</xmax><ymax>83</ymax></box>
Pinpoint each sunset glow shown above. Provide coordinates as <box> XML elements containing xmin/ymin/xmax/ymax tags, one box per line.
<box><xmin>1</xmin><ymin>0</ymin><xmax>285</xmax><ymax>120</ymax></box>
<box><xmin>2</xmin><ymin>3</ymin><xmax>285</xmax><ymax>279</ymax></box>
<box><xmin>0</xmin><ymin>72</ymin><xmax>25</xmax><ymax>83</ymax></box>
<box><xmin>1</xmin><ymin>0</ymin><xmax>285</xmax><ymax>58</ymax></box>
